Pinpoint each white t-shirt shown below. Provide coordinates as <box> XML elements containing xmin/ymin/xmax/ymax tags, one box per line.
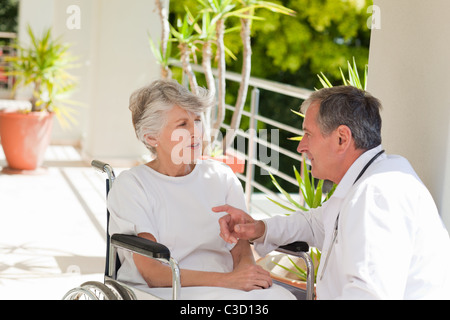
<box><xmin>107</xmin><ymin>159</ymin><xmax>296</xmax><ymax>299</ymax></box>
<box><xmin>108</xmin><ymin>159</ymin><xmax>246</xmax><ymax>283</ymax></box>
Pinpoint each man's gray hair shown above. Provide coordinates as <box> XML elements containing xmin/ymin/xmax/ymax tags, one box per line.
<box><xmin>129</xmin><ymin>79</ymin><xmax>214</xmax><ymax>156</ymax></box>
<box><xmin>300</xmin><ymin>86</ymin><xmax>382</xmax><ymax>150</ymax></box>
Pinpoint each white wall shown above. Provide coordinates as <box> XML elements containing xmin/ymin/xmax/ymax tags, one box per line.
<box><xmin>367</xmin><ymin>0</ymin><xmax>450</xmax><ymax>230</ymax></box>
<box><xmin>18</xmin><ymin>0</ymin><xmax>164</xmax><ymax>161</ymax></box>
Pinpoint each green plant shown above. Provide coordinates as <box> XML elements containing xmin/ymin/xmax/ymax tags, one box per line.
<box><xmin>274</xmin><ymin>247</ymin><xmax>321</xmax><ymax>282</ymax></box>
<box><xmin>317</xmin><ymin>56</ymin><xmax>367</xmax><ymax>90</ymax></box>
<box><xmin>268</xmin><ymin>159</ymin><xmax>336</xmax><ymax>213</ymax></box>
<box><xmin>6</xmin><ymin>25</ymin><xmax>79</xmax><ymax>127</ymax></box>
<box><xmin>148</xmin><ymin>32</ymin><xmax>173</xmax><ymax>80</ymax></box>
<box><xmin>170</xmin><ymin>9</ymin><xmax>202</xmax><ymax>95</ymax></box>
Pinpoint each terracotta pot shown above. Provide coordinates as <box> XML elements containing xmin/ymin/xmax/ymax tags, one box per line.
<box><xmin>0</xmin><ymin>111</ymin><xmax>54</xmax><ymax>171</ymax></box>
<box><xmin>200</xmin><ymin>153</ymin><xmax>245</xmax><ymax>174</ymax></box>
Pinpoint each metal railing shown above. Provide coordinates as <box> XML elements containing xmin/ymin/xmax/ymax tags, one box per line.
<box><xmin>171</xmin><ymin>60</ymin><xmax>313</xmax><ymax>216</ymax></box>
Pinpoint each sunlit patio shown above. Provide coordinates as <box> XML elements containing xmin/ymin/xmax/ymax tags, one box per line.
<box><xmin>0</xmin><ymin>146</ymin><xmax>108</xmax><ymax>299</ymax></box>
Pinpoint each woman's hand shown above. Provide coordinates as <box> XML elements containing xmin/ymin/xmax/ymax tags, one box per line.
<box><xmin>223</xmin><ymin>238</ymin><xmax>272</xmax><ymax>292</ymax></box>
<box><xmin>222</xmin><ymin>263</ymin><xmax>273</xmax><ymax>291</ymax></box>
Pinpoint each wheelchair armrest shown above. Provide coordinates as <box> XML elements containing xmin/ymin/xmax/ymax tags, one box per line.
<box><xmin>275</xmin><ymin>241</ymin><xmax>315</xmax><ymax>300</ymax></box>
<box><xmin>110</xmin><ymin>234</ymin><xmax>181</xmax><ymax>299</ymax></box>
<box><xmin>111</xmin><ymin>234</ymin><xmax>170</xmax><ymax>261</ymax></box>
<box><xmin>277</xmin><ymin>241</ymin><xmax>309</xmax><ymax>255</ymax></box>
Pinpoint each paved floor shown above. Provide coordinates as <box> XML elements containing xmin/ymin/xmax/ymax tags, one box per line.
<box><xmin>0</xmin><ymin>146</ymin><xmax>127</xmax><ymax>299</ymax></box>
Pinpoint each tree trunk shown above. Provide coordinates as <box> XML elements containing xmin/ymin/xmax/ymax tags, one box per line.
<box><xmin>155</xmin><ymin>0</ymin><xmax>171</xmax><ymax>79</ymax></box>
<box><xmin>212</xmin><ymin>18</ymin><xmax>226</xmax><ymax>146</ymax></box>
<box><xmin>202</xmin><ymin>40</ymin><xmax>216</xmax><ymax>97</ymax></box>
<box><xmin>202</xmin><ymin>40</ymin><xmax>215</xmax><ymax>153</ymax></box>
<box><xmin>179</xmin><ymin>42</ymin><xmax>199</xmax><ymax>95</ymax></box>
<box><xmin>31</xmin><ymin>80</ymin><xmax>41</xmax><ymax>112</ymax></box>
<box><xmin>223</xmin><ymin>16</ymin><xmax>252</xmax><ymax>152</ymax></box>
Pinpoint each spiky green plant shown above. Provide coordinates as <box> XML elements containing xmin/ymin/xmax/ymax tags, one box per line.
<box><xmin>317</xmin><ymin>56</ymin><xmax>367</xmax><ymax>90</ymax></box>
<box><xmin>6</xmin><ymin>25</ymin><xmax>79</xmax><ymax>128</ymax></box>
<box><xmin>268</xmin><ymin>159</ymin><xmax>336</xmax><ymax>213</ymax></box>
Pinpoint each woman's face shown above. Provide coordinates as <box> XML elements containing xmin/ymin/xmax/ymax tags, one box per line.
<box><xmin>153</xmin><ymin>105</ymin><xmax>203</xmax><ymax>165</ymax></box>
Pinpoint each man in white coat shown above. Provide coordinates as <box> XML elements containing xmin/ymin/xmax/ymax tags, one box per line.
<box><xmin>213</xmin><ymin>86</ymin><xmax>450</xmax><ymax>299</ymax></box>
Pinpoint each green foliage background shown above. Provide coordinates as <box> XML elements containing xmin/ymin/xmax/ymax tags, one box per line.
<box><xmin>0</xmin><ymin>0</ymin><xmax>19</xmax><ymax>33</ymax></box>
<box><xmin>170</xmin><ymin>0</ymin><xmax>372</xmax><ymax>88</ymax></box>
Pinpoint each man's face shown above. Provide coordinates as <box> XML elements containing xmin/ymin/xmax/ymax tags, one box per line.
<box><xmin>297</xmin><ymin>101</ymin><xmax>338</xmax><ymax>182</ymax></box>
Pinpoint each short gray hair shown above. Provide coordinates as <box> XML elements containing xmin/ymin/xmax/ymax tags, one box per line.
<box><xmin>129</xmin><ymin>79</ymin><xmax>214</xmax><ymax>156</ymax></box>
<box><xmin>300</xmin><ymin>86</ymin><xmax>382</xmax><ymax>150</ymax></box>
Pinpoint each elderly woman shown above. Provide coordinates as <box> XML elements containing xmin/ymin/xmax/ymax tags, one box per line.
<box><xmin>107</xmin><ymin>80</ymin><xmax>294</xmax><ymax>300</ymax></box>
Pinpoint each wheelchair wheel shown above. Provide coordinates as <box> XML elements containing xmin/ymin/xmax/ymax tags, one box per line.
<box><xmin>80</xmin><ymin>281</ymin><xmax>118</xmax><ymax>300</ymax></box>
<box><xmin>63</xmin><ymin>281</ymin><xmax>119</xmax><ymax>300</ymax></box>
<box><xmin>62</xmin><ymin>287</ymin><xmax>99</xmax><ymax>300</ymax></box>
<box><xmin>105</xmin><ymin>280</ymin><xmax>136</xmax><ymax>300</ymax></box>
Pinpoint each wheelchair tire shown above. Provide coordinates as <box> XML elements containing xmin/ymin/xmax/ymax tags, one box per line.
<box><xmin>105</xmin><ymin>280</ymin><xmax>135</xmax><ymax>300</ymax></box>
<box><xmin>62</xmin><ymin>287</ymin><xmax>99</xmax><ymax>300</ymax></box>
<box><xmin>79</xmin><ymin>281</ymin><xmax>118</xmax><ymax>300</ymax></box>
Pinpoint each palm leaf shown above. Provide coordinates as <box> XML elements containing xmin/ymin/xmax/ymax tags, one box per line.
<box><xmin>290</xmin><ymin>108</ymin><xmax>304</xmax><ymax>118</ymax></box>
<box><xmin>269</xmin><ymin>171</ymin><xmax>307</xmax><ymax>211</ymax></box>
<box><xmin>317</xmin><ymin>72</ymin><xmax>333</xmax><ymax>88</ymax></box>
<box><xmin>266</xmin><ymin>197</ymin><xmax>297</xmax><ymax>212</ymax></box>
<box><xmin>272</xmin><ymin>256</ymin><xmax>307</xmax><ymax>281</ymax></box>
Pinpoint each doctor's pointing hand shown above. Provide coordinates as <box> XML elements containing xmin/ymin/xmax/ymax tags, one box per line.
<box><xmin>214</xmin><ymin>204</ymin><xmax>264</xmax><ymax>244</ymax></box>
<box><xmin>214</xmin><ymin>86</ymin><xmax>450</xmax><ymax>300</ymax></box>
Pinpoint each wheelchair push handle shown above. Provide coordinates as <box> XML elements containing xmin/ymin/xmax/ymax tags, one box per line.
<box><xmin>92</xmin><ymin>160</ymin><xmax>110</xmax><ymax>173</ymax></box>
<box><xmin>91</xmin><ymin>160</ymin><xmax>116</xmax><ymax>188</ymax></box>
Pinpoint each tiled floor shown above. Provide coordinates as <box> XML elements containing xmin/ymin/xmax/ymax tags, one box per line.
<box><xmin>0</xmin><ymin>146</ymin><xmax>124</xmax><ymax>299</ymax></box>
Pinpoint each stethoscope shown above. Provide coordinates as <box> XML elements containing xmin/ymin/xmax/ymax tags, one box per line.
<box><xmin>319</xmin><ymin>150</ymin><xmax>385</xmax><ymax>281</ymax></box>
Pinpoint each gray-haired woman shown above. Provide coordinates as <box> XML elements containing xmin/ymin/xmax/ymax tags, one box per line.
<box><xmin>107</xmin><ymin>80</ymin><xmax>295</xmax><ymax>300</ymax></box>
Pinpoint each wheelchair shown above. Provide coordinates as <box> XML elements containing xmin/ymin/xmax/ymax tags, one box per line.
<box><xmin>62</xmin><ymin>160</ymin><xmax>315</xmax><ymax>300</ymax></box>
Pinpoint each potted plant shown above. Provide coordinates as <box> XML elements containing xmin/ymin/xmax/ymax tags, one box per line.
<box><xmin>0</xmin><ymin>25</ymin><xmax>78</xmax><ymax>173</ymax></box>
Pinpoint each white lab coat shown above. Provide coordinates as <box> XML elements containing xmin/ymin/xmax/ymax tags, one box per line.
<box><xmin>254</xmin><ymin>145</ymin><xmax>450</xmax><ymax>299</ymax></box>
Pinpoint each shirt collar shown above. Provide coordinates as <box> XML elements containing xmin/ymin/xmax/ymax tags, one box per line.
<box><xmin>331</xmin><ymin>145</ymin><xmax>384</xmax><ymax>199</ymax></box>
